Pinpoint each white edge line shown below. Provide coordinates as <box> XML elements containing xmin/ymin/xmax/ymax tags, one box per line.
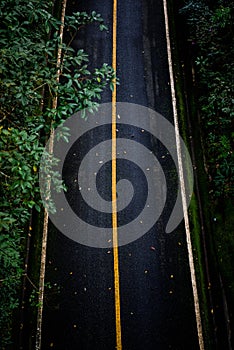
<box><xmin>162</xmin><ymin>1</ymin><xmax>205</xmax><ymax>349</ymax></box>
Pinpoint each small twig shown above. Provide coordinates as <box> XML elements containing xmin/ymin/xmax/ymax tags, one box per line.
<box><xmin>0</xmin><ymin>275</ymin><xmax>19</xmax><ymax>283</ymax></box>
<box><xmin>0</xmin><ymin>107</ymin><xmax>16</xmax><ymax>123</ymax></box>
<box><xmin>33</xmin><ymin>83</ymin><xmax>47</xmax><ymax>92</ymax></box>
<box><xmin>0</xmin><ymin>114</ymin><xmax>7</xmax><ymax>123</ymax></box>
<box><xmin>5</xmin><ymin>118</ymin><xmax>20</xmax><ymax>128</ymax></box>
<box><xmin>66</xmin><ymin>29</ymin><xmax>78</xmax><ymax>50</ymax></box>
<box><xmin>0</xmin><ymin>171</ymin><xmax>10</xmax><ymax>178</ymax></box>
<box><xmin>25</xmin><ymin>274</ymin><xmax>38</xmax><ymax>291</ymax></box>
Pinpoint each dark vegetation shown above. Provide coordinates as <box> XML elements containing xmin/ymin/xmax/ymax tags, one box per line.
<box><xmin>0</xmin><ymin>0</ymin><xmax>115</xmax><ymax>347</ymax></box>
<box><xmin>177</xmin><ymin>0</ymin><xmax>234</xmax><ymax>347</ymax></box>
<box><xmin>180</xmin><ymin>0</ymin><xmax>233</xmax><ymax>199</ymax></box>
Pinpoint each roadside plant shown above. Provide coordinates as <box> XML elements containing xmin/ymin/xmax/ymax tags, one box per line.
<box><xmin>0</xmin><ymin>0</ymin><xmax>115</xmax><ymax>346</ymax></box>
<box><xmin>180</xmin><ymin>0</ymin><xmax>234</xmax><ymax>198</ymax></box>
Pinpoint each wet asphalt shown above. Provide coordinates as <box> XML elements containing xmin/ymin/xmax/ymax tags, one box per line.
<box><xmin>41</xmin><ymin>0</ymin><xmax>200</xmax><ymax>349</ymax></box>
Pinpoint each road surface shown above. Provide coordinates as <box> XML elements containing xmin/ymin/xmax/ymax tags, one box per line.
<box><xmin>41</xmin><ymin>0</ymin><xmax>200</xmax><ymax>349</ymax></box>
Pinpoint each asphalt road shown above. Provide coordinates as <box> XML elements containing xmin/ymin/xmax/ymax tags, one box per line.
<box><xmin>41</xmin><ymin>0</ymin><xmax>200</xmax><ymax>349</ymax></box>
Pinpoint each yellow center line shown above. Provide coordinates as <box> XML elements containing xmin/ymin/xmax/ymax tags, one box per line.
<box><xmin>112</xmin><ymin>0</ymin><xmax>122</xmax><ymax>349</ymax></box>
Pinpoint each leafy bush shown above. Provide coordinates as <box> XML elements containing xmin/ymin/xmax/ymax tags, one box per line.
<box><xmin>180</xmin><ymin>0</ymin><xmax>234</xmax><ymax>197</ymax></box>
<box><xmin>0</xmin><ymin>0</ymin><xmax>115</xmax><ymax>346</ymax></box>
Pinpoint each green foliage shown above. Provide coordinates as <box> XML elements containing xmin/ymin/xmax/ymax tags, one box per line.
<box><xmin>0</xmin><ymin>231</ymin><xmax>23</xmax><ymax>348</ymax></box>
<box><xmin>0</xmin><ymin>0</ymin><xmax>116</xmax><ymax>346</ymax></box>
<box><xmin>65</xmin><ymin>10</ymin><xmax>108</xmax><ymax>31</ymax></box>
<box><xmin>29</xmin><ymin>282</ymin><xmax>58</xmax><ymax>309</ymax></box>
<box><xmin>180</xmin><ymin>0</ymin><xmax>234</xmax><ymax>197</ymax></box>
